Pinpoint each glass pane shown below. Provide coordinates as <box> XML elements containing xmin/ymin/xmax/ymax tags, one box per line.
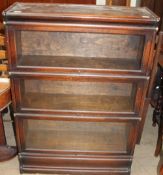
<box><xmin>24</xmin><ymin>119</ymin><xmax>131</xmax><ymax>152</ymax></box>
<box><xmin>16</xmin><ymin>31</ymin><xmax>144</xmax><ymax>70</ymax></box>
<box><xmin>20</xmin><ymin>79</ymin><xmax>137</xmax><ymax>112</ymax></box>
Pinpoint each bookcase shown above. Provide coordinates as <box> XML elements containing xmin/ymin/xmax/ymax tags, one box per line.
<box><xmin>3</xmin><ymin>3</ymin><xmax>159</xmax><ymax>174</ymax></box>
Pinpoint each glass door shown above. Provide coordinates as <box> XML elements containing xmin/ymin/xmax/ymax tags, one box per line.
<box><xmin>12</xmin><ymin>76</ymin><xmax>145</xmax><ymax>114</ymax></box>
<box><xmin>17</xmin><ymin>117</ymin><xmax>138</xmax><ymax>154</ymax></box>
<box><xmin>15</xmin><ymin>31</ymin><xmax>144</xmax><ymax>71</ymax></box>
<box><xmin>8</xmin><ymin>25</ymin><xmax>153</xmax><ymax>74</ymax></box>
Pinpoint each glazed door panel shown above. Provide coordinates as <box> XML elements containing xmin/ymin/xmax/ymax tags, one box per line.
<box><xmin>7</xmin><ymin>25</ymin><xmax>154</xmax><ymax>75</ymax></box>
<box><xmin>11</xmin><ymin>75</ymin><xmax>147</xmax><ymax>115</ymax></box>
<box><xmin>16</xmin><ymin>116</ymin><xmax>138</xmax><ymax>155</ymax></box>
<box><xmin>16</xmin><ymin>31</ymin><xmax>144</xmax><ymax>70</ymax></box>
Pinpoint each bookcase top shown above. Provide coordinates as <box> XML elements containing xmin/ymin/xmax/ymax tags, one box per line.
<box><xmin>3</xmin><ymin>2</ymin><xmax>159</xmax><ymax>25</ymax></box>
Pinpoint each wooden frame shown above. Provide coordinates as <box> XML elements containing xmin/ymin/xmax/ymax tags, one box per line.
<box><xmin>6</xmin><ymin>23</ymin><xmax>155</xmax><ymax>76</ymax></box>
<box><xmin>10</xmin><ymin>74</ymin><xmax>148</xmax><ymax>116</ymax></box>
<box><xmin>15</xmin><ymin>114</ymin><xmax>139</xmax><ymax>154</ymax></box>
<box><xmin>14</xmin><ymin>114</ymin><xmax>138</xmax><ymax>174</ymax></box>
<box><xmin>4</xmin><ymin>3</ymin><xmax>159</xmax><ymax>175</ymax></box>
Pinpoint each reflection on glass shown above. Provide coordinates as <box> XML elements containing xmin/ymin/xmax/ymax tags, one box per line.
<box><xmin>24</xmin><ymin>119</ymin><xmax>130</xmax><ymax>152</ymax></box>
<box><xmin>20</xmin><ymin>79</ymin><xmax>136</xmax><ymax>112</ymax></box>
<box><xmin>16</xmin><ymin>31</ymin><xmax>144</xmax><ymax>70</ymax></box>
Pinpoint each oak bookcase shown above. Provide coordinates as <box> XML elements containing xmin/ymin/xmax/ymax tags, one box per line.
<box><xmin>3</xmin><ymin>3</ymin><xmax>159</xmax><ymax>174</ymax></box>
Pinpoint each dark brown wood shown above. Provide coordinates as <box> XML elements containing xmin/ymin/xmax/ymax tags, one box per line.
<box><xmin>6</xmin><ymin>23</ymin><xmax>156</xmax><ymax>75</ymax></box>
<box><xmin>0</xmin><ymin>0</ymin><xmax>8</xmax><ymax>21</ymax></box>
<box><xmin>141</xmin><ymin>0</ymin><xmax>155</xmax><ymax>11</ymax></box>
<box><xmin>11</xmin><ymin>75</ymin><xmax>147</xmax><ymax>115</ymax></box>
<box><xmin>23</xmin><ymin>119</ymin><xmax>132</xmax><ymax>152</ymax></box>
<box><xmin>4</xmin><ymin>3</ymin><xmax>159</xmax><ymax>175</ymax></box>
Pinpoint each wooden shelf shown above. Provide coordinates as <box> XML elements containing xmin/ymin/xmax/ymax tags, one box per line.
<box><xmin>22</xmin><ymin>93</ymin><xmax>134</xmax><ymax>112</ymax></box>
<box><xmin>18</xmin><ymin>55</ymin><xmax>140</xmax><ymax>70</ymax></box>
<box><xmin>25</xmin><ymin>120</ymin><xmax>128</xmax><ymax>152</ymax></box>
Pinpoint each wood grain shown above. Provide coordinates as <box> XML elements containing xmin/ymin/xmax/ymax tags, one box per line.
<box><xmin>18</xmin><ymin>55</ymin><xmax>140</xmax><ymax>70</ymax></box>
<box><xmin>20</xmin><ymin>31</ymin><xmax>144</xmax><ymax>60</ymax></box>
<box><xmin>25</xmin><ymin>119</ymin><xmax>128</xmax><ymax>152</ymax></box>
<box><xmin>23</xmin><ymin>79</ymin><xmax>133</xmax><ymax>96</ymax></box>
<box><xmin>22</xmin><ymin>93</ymin><xmax>134</xmax><ymax>112</ymax></box>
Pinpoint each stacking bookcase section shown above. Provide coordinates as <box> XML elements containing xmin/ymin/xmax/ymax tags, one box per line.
<box><xmin>15</xmin><ymin>113</ymin><xmax>139</xmax><ymax>175</ymax></box>
<box><xmin>3</xmin><ymin>3</ymin><xmax>159</xmax><ymax>175</ymax></box>
<box><xmin>10</xmin><ymin>74</ymin><xmax>148</xmax><ymax>115</ymax></box>
<box><xmin>4</xmin><ymin>3</ymin><xmax>159</xmax><ymax>75</ymax></box>
<box><xmin>9</xmin><ymin>29</ymin><xmax>148</xmax><ymax>75</ymax></box>
<box><xmin>15</xmin><ymin>114</ymin><xmax>139</xmax><ymax>155</ymax></box>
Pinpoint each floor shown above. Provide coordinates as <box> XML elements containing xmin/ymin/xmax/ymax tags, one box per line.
<box><xmin>0</xmin><ymin>106</ymin><xmax>162</xmax><ymax>175</ymax></box>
